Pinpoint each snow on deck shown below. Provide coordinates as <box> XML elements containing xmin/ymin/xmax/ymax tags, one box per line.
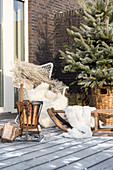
<box><xmin>0</xmin><ymin>118</ymin><xmax>113</xmax><ymax>169</ymax></box>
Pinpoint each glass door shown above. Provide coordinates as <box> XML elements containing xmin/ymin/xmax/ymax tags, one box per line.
<box><xmin>14</xmin><ymin>0</ymin><xmax>25</xmax><ymax>107</ymax></box>
<box><xmin>0</xmin><ymin>0</ymin><xmax>3</xmax><ymax>107</ymax></box>
<box><xmin>0</xmin><ymin>0</ymin><xmax>28</xmax><ymax>113</ymax></box>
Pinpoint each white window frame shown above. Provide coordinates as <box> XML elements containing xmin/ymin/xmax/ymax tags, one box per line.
<box><xmin>0</xmin><ymin>0</ymin><xmax>28</xmax><ymax>113</ymax></box>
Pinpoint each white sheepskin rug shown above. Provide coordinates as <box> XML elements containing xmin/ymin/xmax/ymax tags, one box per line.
<box><xmin>24</xmin><ymin>82</ymin><xmax>96</xmax><ymax>139</ymax></box>
<box><xmin>62</xmin><ymin>106</ymin><xmax>96</xmax><ymax>138</ymax></box>
<box><xmin>25</xmin><ymin>82</ymin><xmax>68</xmax><ymax>128</ymax></box>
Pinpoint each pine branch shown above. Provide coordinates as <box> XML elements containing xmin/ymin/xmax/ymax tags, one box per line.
<box><xmin>74</xmin><ymin>32</ymin><xmax>91</xmax><ymax>51</ymax></box>
<box><xmin>84</xmin><ymin>11</ymin><xmax>96</xmax><ymax>22</ymax></box>
<box><xmin>102</xmin><ymin>41</ymin><xmax>111</xmax><ymax>52</ymax></box>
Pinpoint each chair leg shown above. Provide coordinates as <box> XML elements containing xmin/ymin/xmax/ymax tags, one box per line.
<box><xmin>25</xmin><ymin>128</ymin><xmax>28</xmax><ymax>140</ymax></box>
<box><xmin>38</xmin><ymin>124</ymin><xmax>41</xmax><ymax>133</ymax></box>
<box><xmin>20</xmin><ymin>129</ymin><xmax>23</xmax><ymax>137</ymax></box>
<box><xmin>47</xmin><ymin>108</ymin><xmax>68</xmax><ymax>132</ymax></box>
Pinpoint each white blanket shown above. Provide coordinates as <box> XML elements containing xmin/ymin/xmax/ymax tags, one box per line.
<box><xmin>25</xmin><ymin>82</ymin><xmax>96</xmax><ymax>138</ymax></box>
<box><xmin>62</xmin><ymin>106</ymin><xmax>96</xmax><ymax>138</ymax></box>
<box><xmin>25</xmin><ymin>82</ymin><xmax>68</xmax><ymax>128</ymax></box>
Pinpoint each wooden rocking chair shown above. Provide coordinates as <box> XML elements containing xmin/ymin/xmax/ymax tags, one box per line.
<box><xmin>47</xmin><ymin>107</ymin><xmax>113</xmax><ymax>136</ymax></box>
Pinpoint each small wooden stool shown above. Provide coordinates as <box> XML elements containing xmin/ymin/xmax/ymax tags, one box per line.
<box><xmin>91</xmin><ymin>109</ymin><xmax>113</xmax><ymax>136</ymax></box>
<box><xmin>16</xmin><ymin>100</ymin><xmax>43</xmax><ymax>140</ymax></box>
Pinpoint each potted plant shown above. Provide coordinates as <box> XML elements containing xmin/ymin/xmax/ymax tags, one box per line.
<box><xmin>60</xmin><ymin>0</ymin><xmax>113</xmax><ymax>112</ymax></box>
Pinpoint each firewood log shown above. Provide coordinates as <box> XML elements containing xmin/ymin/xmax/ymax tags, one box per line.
<box><xmin>1</xmin><ymin>122</ymin><xmax>21</xmax><ymax>142</ymax></box>
<box><xmin>32</xmin><ymin>105</ymin><xmax>38</xmax><ymax>126</ymax></box>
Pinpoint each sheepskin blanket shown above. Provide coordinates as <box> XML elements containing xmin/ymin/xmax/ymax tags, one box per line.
<box><xmin>11</xmin><ymin>60</ymin><xmax>66</xmax><ymax>93</ymax></box>
<box><xmin>24</xmin><ymin>82</ymin><xmax>96</xmax><ymax>138</ymax></box>
<box><xmin>24</xmin><ymin>82</ymin><xmax>68</xmax><ymax>128</ymax></box>
<box><xmin>62</xmin><ymin>106</ymin><xmax>96</xmax><ymax>138</ymax></box>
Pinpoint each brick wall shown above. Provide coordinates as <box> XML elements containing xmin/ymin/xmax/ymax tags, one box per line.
<box><xmin>54</xmin><ymin>9</ymin><xmax>83</xmax><ymax>89</ymax></box>
<box><xmin>28</xmin><ymin>0</ymin><xmax>79</xmax><ymax>64</ymax></box>
<box><xmin>54</xmin><ymin>10</ymin><xmax>82</xmax><ymax>54</ymax></box>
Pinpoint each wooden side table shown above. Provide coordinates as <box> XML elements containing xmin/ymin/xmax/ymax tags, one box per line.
<box><xmin>91</xmin><ymin>109</ymin><xmax>113</xmax><ymax>136</ymax></box>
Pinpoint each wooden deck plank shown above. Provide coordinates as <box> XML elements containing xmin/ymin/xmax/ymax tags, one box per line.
<box><xmin>19</xmin><ymin>139</ymin><xmax>113</xmax><ymax>170</ymax></box>
<box><xmin>88</xmin><ymin>157</ymin><xmax>113</xmax><ymax>170</ymax></box>
<box><xmin>0</xmin><ymin>137</ymin><xmax>112</xmax><ymax>170</ymax></box>
<box><xmin>0</xmin><ymin>138</ymin><xmax>73</xmax><ymax>161</ymax></box>
<box><xmin>0</xmin><ymin>142</ymin><xmax>24</xmax><ymax>149</ymax></box>
<box><xmin>0</xmin><ymin>137</ymin><xmax>75</xmax><ymax>167</ymax></box>
<box><xmin>58</xmin><ymin>147</ymin><xmax>113</xmax><ymax>170</ymax></box>
<box><xmin>0</xmin><ymin>142</ymin><xmax>41</xmax><ymax>155</ymax></box>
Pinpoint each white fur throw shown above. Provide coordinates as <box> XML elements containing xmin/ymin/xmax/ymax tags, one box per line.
<box><xmin>62</xmin><ymin>106</ymin><xmax>96</xmax><ymax>138</ymax></box>
<box><xmin>24</xmin><ymin>82</ymin><xmax>96</xmax><ymax>138</ymax></box>
<box><xmin>25</xmin><ymin>82</ymin><xmax>68</xmax><ymax>128</ymax></box>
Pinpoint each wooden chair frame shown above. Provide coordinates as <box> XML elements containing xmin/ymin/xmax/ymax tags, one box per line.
<box><xmin>47</xmin><ymin>107</ymin><xmax>113</xmax><ymax>136</ymax></box>
<box><xmin>91</xmin><ymin>109</ymin><xmax>113</xmax><ymax>136</ymax></box>
<box><xmin>16</xmin><ymin>100</ymin><xmax>43</xmax><ymax>137</ymax></box>
<box><xmin>47</xmin><ymin>108</ymin><xmax>72</xmax><ymax>132</ymax></box>
<box><xmin>16</xmin><ymin>84</ymin><xmax>43</xmax><ymax>139</ymax></box>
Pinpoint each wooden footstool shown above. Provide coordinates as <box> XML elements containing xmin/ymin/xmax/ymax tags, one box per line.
<box><xmin>91</xmin><ymin>109</ymin><xmax>113</xmax><ymax>136</ymax></box>
<box><xmin>16</xmin><ymin>100</ymin><xmax>43</xmax><ymax>140</ymax></box>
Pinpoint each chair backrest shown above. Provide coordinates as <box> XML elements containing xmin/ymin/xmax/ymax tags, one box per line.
<box><xmin>16</xmin><ymin>100</ymin><xmax>43</xmax><ymax>130</ymax></box>
<box><xmin>39</xmin><ymin>62</ymin><xmax>69</xmax><ymax>96</ymax></box>
<box><xmin>39</xmin><ymin>62</ymin><xmax>53</xmax><ymax>79</ymax></box>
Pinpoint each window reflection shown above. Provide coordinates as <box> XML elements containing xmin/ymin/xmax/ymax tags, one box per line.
<box><xmin>14</xmin><ymin>0</ymin><xmax>24</xmax><ymax>107</ymax></box>
<box><xmin>0</xmin><ymin>0</ymin><xmax>3</xmax><ymax>107</ymax></box>
<box><xmin>14</xmin><ymin>0</ymin><xmax>24</xmax><ymax>61</ymax></box>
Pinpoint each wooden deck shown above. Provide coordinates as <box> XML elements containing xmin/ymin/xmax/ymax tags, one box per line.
<box><xmin>0</xmin><ymin>117</ymin><xmax>113</xmax><ymax>169</ymax></box>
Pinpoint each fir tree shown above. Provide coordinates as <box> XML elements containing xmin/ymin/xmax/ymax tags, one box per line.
<box><xmin>60</xmin><ymin>0</ymin><xmax>113</xmax><ymax>91</ymax></box>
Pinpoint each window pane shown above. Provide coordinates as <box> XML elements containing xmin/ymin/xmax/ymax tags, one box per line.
<box><xmin>0</xmin><ymin>0</ymin><xmax>3</xmax><ymax>107</ymax></box>
<box><xmin>14</xmin><ymin>0</ymin><xmax>24</xmax><ymax>107</ymax></box>
<box><xmin>14</xmin><ymin>0</ymin><xmax>24</xmax><ymax>61</ymax></box>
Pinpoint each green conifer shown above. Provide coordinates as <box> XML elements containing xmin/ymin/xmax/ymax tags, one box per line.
<box><xmin>60</xmin><ymin>0</ymin><xmax>113</xmax><ymax>91</ymax></box>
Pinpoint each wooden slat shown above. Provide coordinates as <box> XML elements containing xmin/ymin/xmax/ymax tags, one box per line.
<box><xmin>91</xmin><ymin>109</ymin><xmax>113</xmax><ymax>114</ymax></box>
<box><xmin>63</xmin><ymin>147</ymin><xmax>113</xmax><ymax>170</ymax></box>
<box><xmin>56</xmin><ymin>149</ymin><xmax>113</xmax><ymax>170</ymax></box>
<box><xmin>0</xmin><ymin>137</ymin><xmax>111</xmax><ymax>169</ymax></box>
<box><xmin>88</xmin><ymin>157</ymin><xmax>113</xmax><ymax>170</ymax></box>
<box><xmin>93</xmin><ymin>131</ymin><xmax>113</xmax><ymax>136</ymax></box>
<box><xmin>0</xmin><ymin>136</ymin><xmax>73</xmax><ymax>161</ymax></box>
<box><xmin>29</xmin><ymin>140</ymin><xmax>113</xmax><ymax>170</ymax></box>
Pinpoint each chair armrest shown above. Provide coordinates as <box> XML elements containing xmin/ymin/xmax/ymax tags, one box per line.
<box><xmin>60</xmin><ymin>86</ymin><xmax>69</xmax><ymax>96</ymax></box>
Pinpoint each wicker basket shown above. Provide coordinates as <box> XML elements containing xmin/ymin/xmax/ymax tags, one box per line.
<box><xmin>91</xmin><ymin>86</ymin><xmax>113</xmax><ymax>125</ymax></box>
